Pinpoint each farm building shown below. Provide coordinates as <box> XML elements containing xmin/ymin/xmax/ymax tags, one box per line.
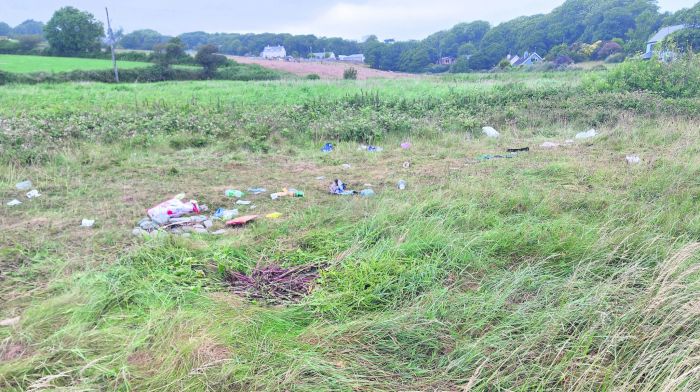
<box><xmin>439</xmin><ymin>56</ymin><xmax>455</xmax><ymax>65</ymax></box>
<box><xmin>311</xmin><ymin>52</ymin><xmax>336</xmax><ymax>60</ymax></box>
<box><xmin>338</xmin><ymin>54</ymin><xmax>366</xmax><ymax>63</ymax></box>
<box><xmin>643</xmin><ymin>25</ymin><xmax>686</xmax><ymax>60</ymax></box>
<box><xmin>261</xmin><ymin>45</ymin><xmax>286</xmax><ymax>59</ymax></box>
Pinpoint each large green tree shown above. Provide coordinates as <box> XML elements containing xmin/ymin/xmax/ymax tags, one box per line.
<box><xmin>44</xmin><ymin>7</ymin><xmax>104</xmax><ymax>55</ymax></box>
<box><xmin>195</xmin><ymin>44</ymin><xmax>227</xmax><ymax>77</ymax></box>
<box><xmin>153</xmin><ymin>37</ymin><xmax>187</xmax><ymax>68</ymax></box>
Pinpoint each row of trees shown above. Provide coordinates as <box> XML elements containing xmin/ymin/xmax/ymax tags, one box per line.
<box><xmin>2</xmin><ymin>0</ymin><xmax>699</xmax><ymax>72</ymax></box>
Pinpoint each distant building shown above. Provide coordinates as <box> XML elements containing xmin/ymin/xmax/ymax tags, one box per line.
<box><xmin>511</xmin><ymin>51</ymin><xmax>543</xmax><ymax>67</ymax></box>
<box><xmin>310</xmin><ymin>52</ymin><xmax>336</xmax><ymax>60</ymax></box>
<box><xmin>507</xmin><ymin>54</ymin><xmax>521</xmax><ymax>66</ymax></box>
<box><xmin>261</xmin><ymin>45</ymin><xmax>286</xmax><ymax>59</ymax></box>
<box><xmin>438</xmin><ymin>56</ymin><xmax>455</xmax><ymax>65</ymax></box>
<box><xmin>643</xmin><ymin>25</ymin><xmax>686</xmax><ymax>60</ymax></box>
<box><xmin>338</xmin><ymin>54</ymin><xmax>366</xmax><ymax>63</ymax></box>
<box><xmin>384</xmin><ymin>39</ymin><xmax>396</xmax><ymax>44</ymax></box>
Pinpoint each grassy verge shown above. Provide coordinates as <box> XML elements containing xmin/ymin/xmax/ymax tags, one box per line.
<box><xmin>1</xmin><ymin>71</ymin><xmax>700</xmax><ymax>390</ymax></box>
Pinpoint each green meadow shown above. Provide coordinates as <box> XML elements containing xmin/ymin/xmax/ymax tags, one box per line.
<box><xmin>1</xmin><ymin>66</ymin><xmax>699</xmax><ymax>391</ymax></box>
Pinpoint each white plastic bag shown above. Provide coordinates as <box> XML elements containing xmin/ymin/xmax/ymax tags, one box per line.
<box><xmin>482</xmin><ymin>126</ymin><xmax>501</xmax><ymax>138</ymax></box>
<box><xmin>147</xmin><ymin>196</ymin><xmax>200</xmax><ymax>225</ymax></box>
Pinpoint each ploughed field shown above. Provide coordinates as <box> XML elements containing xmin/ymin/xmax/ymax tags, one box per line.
<box><xmin>1</xmin><ymin>70</ymin><xmax>699</xmax><ymax>391</ymax></box>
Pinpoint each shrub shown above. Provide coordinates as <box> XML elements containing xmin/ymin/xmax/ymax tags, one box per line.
<box><xmin>306</xmin><ymin>73</ymin><xmax>321</xmax><ymax>80</ymax></box>
<box><xmin>583</xmin><ymin>54</ymin><xmax>700</xmax><ymax>98</ymax></box>
<box><xmin>605</xmin><ymin>53</ymin><xmax>626</xmax><ymax>63</ymax></box>
<box><xmin>343</xmin><ymin>67</ymin><xmax>358</xmax><ymax>80</ymax></box>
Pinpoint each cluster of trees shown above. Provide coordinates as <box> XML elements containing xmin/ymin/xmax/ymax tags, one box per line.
<box><xmin>2</xmin><ymin>0</ymin><xmax>699</xmax><ymax>73</ymax></box>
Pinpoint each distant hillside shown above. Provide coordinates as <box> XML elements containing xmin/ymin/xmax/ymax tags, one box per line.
<box><xmin>3</xmin><ymin>0</ymin><xmax>699</xmax><ymax>72</ymax></box>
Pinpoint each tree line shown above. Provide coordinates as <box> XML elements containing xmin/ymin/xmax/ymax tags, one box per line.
<box><xmin>2</xmin><ymin>0</ymin><xmax>699</xmax><ymax>72</ymax></box>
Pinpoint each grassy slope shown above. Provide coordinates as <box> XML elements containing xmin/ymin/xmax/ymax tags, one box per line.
<box><xmin>1</xmin><ymin>73</ymin><xmax>700</xmax><ymax>391</ymax></box>
<box><xmin>0</xmin><ymin>54</ymin><xmax>152</xmax><ymax>73</ymax></box>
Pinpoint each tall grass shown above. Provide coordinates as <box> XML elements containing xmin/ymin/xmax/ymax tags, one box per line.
<box><xmin>1</xmin><ymin>72</ymin><xmax>700</xmax><ymax>390</ymax></box>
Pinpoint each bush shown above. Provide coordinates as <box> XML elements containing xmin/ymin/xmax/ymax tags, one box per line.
<box><xmin>343</xmin><ymin>67</ymin><xmax>358</xmax><ymax>80</ymax></box>
<box><xmin>306</xmin><ymin>73</ymin><xmax>321</xmax><ymax>80</ymax></box>
<box><xmin>605</xmin><ymin>53</ymin><xmax>626</xmax><ymax>63</ymax></box>
<box><xmin>583</xmin><ymin>54</ymin><xmax>700</xmax><ymax>98</ymax></box>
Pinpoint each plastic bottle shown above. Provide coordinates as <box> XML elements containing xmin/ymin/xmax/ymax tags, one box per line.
<box><xmin>398</xmin><ymin>180</ymin><xmax>406</xmax><ymax>190</ymax></box>
<box><xmin>225</xmin><ymin>189</ymin><xmax>244</xmax><ymax>198</ymax></box>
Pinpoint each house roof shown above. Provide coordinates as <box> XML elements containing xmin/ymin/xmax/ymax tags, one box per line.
<box><xmin>512</xmin><ymin>52</ymin><xmax>541</xmax><ymax>66</ymax></box>
<box><xmin>648</xmin><ymin>25</ymin><xmax>686</xmax><ymax>43</ymax></box>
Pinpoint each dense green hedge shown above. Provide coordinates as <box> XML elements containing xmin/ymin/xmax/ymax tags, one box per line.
<box><xmin>0</xmin><ymin>63</ymin><xmax>280</xmax><ymax>85</ymax></box>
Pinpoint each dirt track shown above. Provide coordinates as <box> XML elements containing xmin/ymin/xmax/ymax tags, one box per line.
<box><xmin>229</xmin><ymin>56</ymin><xmax>417</xmax><ymax>80</ymax></box>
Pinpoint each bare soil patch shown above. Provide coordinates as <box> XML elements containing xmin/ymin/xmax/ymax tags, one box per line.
<box><xmin>229</xmin><ymin>56</ymin><xmax>418</xmax><ymax>80</ymax></box>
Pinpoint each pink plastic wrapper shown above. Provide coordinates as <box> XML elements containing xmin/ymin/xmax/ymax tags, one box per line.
<box><xmin>148</xmin><ymin>197</ymin><xmax>200</xmax><ymax>225</ymax></box>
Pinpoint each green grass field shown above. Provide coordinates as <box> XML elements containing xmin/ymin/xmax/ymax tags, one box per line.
<box><xmin>1</xmin><ymin>68</ymin><xmax>699</xmax><ymax>390</ymax></box>
<box><xmin>0</xmin><ymin>54</ymin><xmax>152</xmax><ymax>73</ymax></box>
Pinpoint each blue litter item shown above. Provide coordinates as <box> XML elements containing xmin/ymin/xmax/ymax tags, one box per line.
<box><xmin>322</xmin><ymin>143</ymin><xmax>334</xmax><ymax>153</ymax></box>
<box><xmin>367</xmin><ymin>146</ymin><xmax>383</xmax><ymax>152</ymax></box>
<box><xmin>360</xmin><ymin>189</ymin><xmax>375</xmax><ymax>197</ymax></box>
<box><xmin>247</xmin><ymin>187</ymin><xmax>267</xmax><ymax>195</ymax></box>
<box><xmin>330</xmin><ymin>179</ymin><xmax>348</xmax><ymax>195</ymax></box>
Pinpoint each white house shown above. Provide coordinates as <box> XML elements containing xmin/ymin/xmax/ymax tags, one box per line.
<box><xmin>511</xmin><ymin>52</ymin><xmax>542</xmax><ymax>67</ymax></box>
<box><xmin>338</xmin><ymin>54</ymin><xmax>365</xmax><ymax>63</ymax></box>
<box><xmin>643</xmin><ymin>25</ymin><xmax>686</xmax><ymax>60</ymax></box>
<box><xmin>261</xmin><ymin>45</ymin><xmax>286</xmax><ymax>59</ymax></box>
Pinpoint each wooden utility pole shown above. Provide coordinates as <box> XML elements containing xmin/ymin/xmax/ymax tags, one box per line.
<box><xmin>105</xmin><ymin>7</ymin><xmax>119</xmax><ymax>83</ymax></box>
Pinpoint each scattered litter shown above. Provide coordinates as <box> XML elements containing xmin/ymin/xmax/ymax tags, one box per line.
<box><xmin>225</xmin><ymin>189</ymin><xmax>244</xmax><ymax>198</ymax></box>
<box><xmin>0</xmin><ymin>317</ymin><xmax>20</xmax><ymax>327</ymax></box>
<box><xmin>540</xmin><ymin>142</ymin><xmax>560</xmax><ymax>149</ymax></box>
<box><xmin>330</xmin><ymin>179</ymin><xmax>351</xmax><ymax>195</ymax></box>
<box><xmin>478</xmin><ymin>154</ymin><xmax>515</xmax><ymax>161</ymax></box>
<box><xmin>250</xmin><ymin>205</ymin><xmax>257</xmax><ymax>210</ymax></box>
<box><xmin>81</xmin><ymin>219</ymin><xmax>95</xmax><ymax>228</ymax></box>
<box><xmin>358</xmin><ymin>145</ymin><xmax>383</xmax><ymax>152</ymax></box>
<box><xmin>316</xmin><ymin>176</ymin><xmax>326</xmax><ymax>180</ymax></box>
<box><xmin>227</xmin><ymin>215</ymin><xmax>259</xmax><ymax>226</ymax></box>
<box><xmin>507</xmin><ymin>147</ymin><xmax>530</xmax><ymax>153</ymax></box>
<box><xmin>266</xmin><ymin>212</ymin><xmax>282</xmax><ymax>219</ymax></box>
<box><xmin>26</xmin><ymin>189</ymin><xmax>41</xmax><ymax>199</ymax></box>
<box><xmin>398</xmin><ymin>180</ymin><xmax>407</xmax><ymax>190</ymax></box>
<box><xmin>225</xmin><ymin>263</ymin><xmax>322</xmax><ymax>303</ymax></box>
<box><xmin>401</xmin><ymin>142</ymin><xmax>412</xmax><ymax>149</ymax></box>
<box><xmin>565</xmin><ymin>139</ymin><xmax>575</xmax><ymax>144</ymax></box>
<box><xmin>360</xmin><ymin>189</ymin><xmax>375</xmax><ymax>197</ymax></box>
<box><xmin>626</xmin><ymin>155</ymin><xmax>641</xmax><ymax>165</ymax></box>
<box><xmin>322</xmin><ymin>143</ymin><xmax>334</xmax><ymax>153</ymax></box>
<box><xmin>575</xmin><ymin>129</ymin><xmax>598</xmax><ymax>139</ymax></box>
<box><xmin>148</xmin><ymin>196</ymin><xmax>200</xmax><ymax>225</ymax></box>
<box><xmin>213</xmin><ymin>208</ymin><xmax>239</xmax><ymax>220</ymax></box>
<box><xmin>15</xmin><ymin>180</ymin><xmax>32</xmax><ymax>191</ymax></box>
<box><xmin>403</xmin><ymin>161</ymin><xmax>411</xmax><ymax>169</ymax></box>
<box><xmin>271</xmin><ymin>188</ymin><xmax>304</xmax><ymax>200</ymax></box>
<box><xmin>342</xmin><ymin>163</ymin><xmax>352</xmax><ymax>170</ymax></box>
<box><xmin>203</xmin><ymin>220</ymin><xmax>213</xmax><ymax>229</ymax></box>
<box><xmin>247</xmin><ymin>187</ymin><xmax>267</xmax><ymax>195</ymax></box>
<box><xmin>212</xmin><ymin>229</ymin><xmax>226</xmax><ymax>235</ymax></box>
<box><xmin>236</xmin><ymin>200</ymin><xmax>252</xmax><ymax>205</ymax></box>
<box><xmin>139</xmin><ymin>218</ymin><xmax>159</xmax><ymax>231</ymax></box>
<box><xmin>6</xmin><ymin>199</ymin><xmax>22</xmax><ymax>206</ymax></box>
<box><xmin>482</xmin><ymin>126</ymin><xmax>501</xmax><ymax>138</ymax></box>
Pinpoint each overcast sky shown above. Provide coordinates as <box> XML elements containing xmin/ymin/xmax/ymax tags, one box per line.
<box><xmin>1</xmin><ymin>0</ymin><xmax>696</xmax><ymax>40</ymax></box>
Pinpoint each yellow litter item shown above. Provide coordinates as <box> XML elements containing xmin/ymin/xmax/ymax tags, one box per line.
<box><xmin>266</xmin><ymin>212</ymin><xmax>282</xmax><ymax>219</ymax></box>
